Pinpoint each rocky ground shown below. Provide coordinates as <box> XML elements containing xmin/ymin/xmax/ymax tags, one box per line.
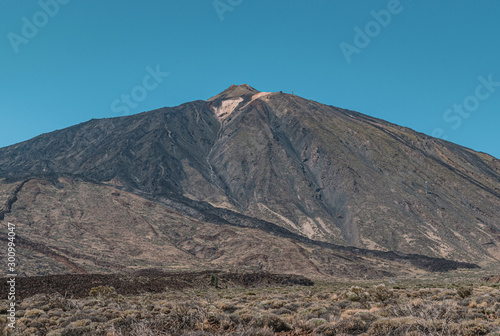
<box><xmin>1</xmin><ymin>271</ymin><xmax>313</xmax><ymax>300</ymax></box>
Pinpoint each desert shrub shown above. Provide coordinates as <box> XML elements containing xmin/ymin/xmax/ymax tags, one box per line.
<box><xmin>457</xmin><ymin>286</ymin><xmax>473</xmax><ymax>299</ymax></box>
<box><xmin>181</xmin><ymin>331</ymin><xmax>217</xmax><ymax>336</ymax></box>
<box><xmin>257</xmin><ymin>301</ymin><xmax>274</xmax><ymax>310</ymax></box>
<box><xmin>388</xmin><ymin>297</ymin><xmax>462</xmax><ymax>323</ymax></box>
<box><xmin>116</xmin><ymin>306</ymin><xmax>211</xmax><ymax>336</ymax></box>
<box><xmin>312</xmin><ymin>324</ymin><xmax>336</xmax><ymax>336</ymax></box>
<box><xmin>48</xmin><ymin>294</ymin><xmax>74</xmax><ymax>311</ymax></box>
<box><xmin>219</xmin><ymin>316</ymin><xmax>235</xmax><ymax>331</ymax></box>
<box><xmin>435</xmin><ymin>289</ymin><xmax>457</xmax><ymax>301</ymax></box>
<box><xmin>232</xmin><ymin>327</ymin><xmax>275</xmax><ymax>336</ymax></box>
<box><xmin>60</xmin><ymin>312</ymin><xmax>105</xmax><ymax>328</ymax></box>
<box><xmin>128</xmin><ymin>316</ymin><xmax>169</xmax><ymax>335</ymax></box>
<box><xmin>334</xmin><ymin>317</ymin><xmax>367</xmax><ymax>334</ymax></box>
<box><xmin>67</xmin><ymin>319</ymin><xmax>92</xmax><ymax>328</ymax></box>
<box><xmin>344</xmin><ymin>286</ymin><xmax>369</xmax><ymax>303</ymax></box>
<box><xmin>128</xmin><ymin>321</ymin><xmax>160</xmax><ymax>336</ymax></box>
<box><xmin>111</xmin><ymin>316</ymin><xmax>145</xmax><ymax>335</ymax></box>
<box><xmin>353</xmin><ymin>311</ymin><xmax>378</xmax><ymax>322</ymax></box>
<box><xmin>89</xmin><ymin>286</ymin><xmax>116</xmax><ymax>299</ymax></box>
<box><xmin>46</xmin><ymin>330</ymin><xmax>65</xmax><ymax>336</ymax></box>
<box><xmin>367</xmin><ymin>316</ymin><xmax>453</xmax><ymax>336</ymax></box>
<box><xmin>422</xmin><ymin>300</ymin><xmax>460</xmax><ymax>323</ymax></box>
<box><xmin>165</xmin><ymin>303</ymin><xmax>209</xmax><ymax>333</ymax></box>
<box><xmin>227</xmin><ymin>313</ymin><xmax>242</xmax><ymax>325</ymax></box>
<box><xmin>61</xmin><ymin>325</ymin><xmax>93</xmax><ymax>336</ymax></box>
<box><xmin>366</xmin><ymin>317</ymin><xmax>410</xmax><ymax>335</ymax></box>
<box><xmin>24</xmin><ymin>308</ymin><xmax>45</xmax><ymax>318</ymax></box>
<box><xmin>475</xmin><ymin>295</ymin><xmax>496</xmax><ymax>306</ymax></box>
<box><xmin>454</xmin><ymin>320</ymin><xmax>489</xmax><ymax>336</ymax></box>
<box><xmin>273</xmin><ymin>307</ymin><xmax>293</xmax><ymax>315</ymax></box>
<box><xmin>283</xmin><ymin>302</ymin><xmax>301</xmax><ymax>312</ymax></box>
<box><xmin>305</xmin><ymin>317</ymin><xmax>327</xmax><ymax>330</ymax></box>
<box><xmin>459</xmin><ymin>297</ymin><xmax>472</xmax><ymax>306</ymax></box>
<box><xmin>202</xmin><ymin>314</ymin><xmax>221</xmax><ymax>329</ymax></box>
<box><xmin>250</xmin><ymin>314</ymin><xmax>291</xmax><ymax>332</ymax></box>
<box><xmin>369</xmin><ymin>284</ymin><xmax>396</xmax><ymax>304</ymax></box>
<box><xmin>271</xmin><ymin>300</ymin><xmax>286</xmax><ymax>309</ymax></box>
<box><xmin>217</xmin><ymin>301</ymin><xmax>237</xmax><ymax>313</ymax></box>
<box><xmin>299</xmin><ymin>306</ymin><xmax>328</xmax><ymax>319</ymax></box>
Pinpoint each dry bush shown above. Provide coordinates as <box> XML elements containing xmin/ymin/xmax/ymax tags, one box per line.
<box><xmin>343</xmin><ymin>286</ymin><xmax>370</xmax><ymax>303</ymax></box>
<box><xmin>299</xmin><ymin>306</ymin><xmax>329</xmax><ymax>320</ymax></box>
<box><xmin>282</xmin><ymin>302</ymin><xmax>301</xmax><ymax>312</ymax></box>
<box><xmin>89</xmin><ymin>286</ymin><xmax>117</xmax><ymax>299</ymax></box>
<box><xmin>366</xmin><ymin>317</ymin><xmax>447</xmax><ymax>336</ymax></box>
<box><xmin>231</xmin><ymin>327</ymin><xmax>275</xmax><ymax>336</ymax></box>
<box><xmin>249</xmin><ymin>314</ymin><xmax>291</xmax><ymax>332</ymax></box>
<box><xmin>312</xmin><ymin>323</ymin><xmax>336</xmax><ymax>336</ymax></box>
<box><xmin>457</xmin><ymin>286</ymin><xmax>473</xmax><ymax>299</ymax></box>
<box><xmin>334</xmin><ymin>316</ymin><xmax>367</xmax><ymax>334</ymax></box>
<box><xmin>165</xmin><ymin>303</ymin><xmax>210</xmax><ymax>333</ymax></box>
<box><xmin>368</xmin><ymin>284</ymin><xmax>396</xmax><ymax>304</ymax></box>
<box><xmin>273</xmin><ymin>307</ymin><xmax>293</xmax><ymax>315</ymax></box>
<box><xmin>453</xmin><ymin>320</ymin><xmax>490</xmax><ymax>336</ymax></box>
<box><xmin>216</xmin><ymin>301</ymin><xmax>238</xmax><ymax>313</ymax></box>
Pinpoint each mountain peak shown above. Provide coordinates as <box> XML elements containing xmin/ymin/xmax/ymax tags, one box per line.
<box><xmin>207</xmin><ymin>84</ymin><xmax>260</xmax><ymax>102</ymax></box>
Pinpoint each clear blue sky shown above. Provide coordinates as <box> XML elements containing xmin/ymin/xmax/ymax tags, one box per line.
<box><xmin>1</xmin><ymin>1</ymin><xmax>499</xmax><ymax>158</ymax></box>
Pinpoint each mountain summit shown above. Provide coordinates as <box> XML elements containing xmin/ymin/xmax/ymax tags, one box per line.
<box><xmin>0</xmin><ymin>85</ymin><xmax>498</xmax><ymax>276</ymax></box>
<box><xmin>207</xmin><ymin>84</ymin><xmax>260</xmax><ymax>101</ymax></box>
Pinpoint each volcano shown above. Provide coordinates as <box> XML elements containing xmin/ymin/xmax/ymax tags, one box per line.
<box><xmin>1</xmin><ymin>84</ymin><xmax>499</xmax><ymax>277</ymax></box>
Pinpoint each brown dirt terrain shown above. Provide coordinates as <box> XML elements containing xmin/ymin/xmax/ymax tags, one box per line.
<box><xmin>0</xmin><ymin>178</ymin><xmax>478</xmax><ymax>280</ymax></box>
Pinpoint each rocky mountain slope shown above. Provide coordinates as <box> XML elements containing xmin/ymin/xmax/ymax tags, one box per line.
<box><xmin>0</xmin><ymin>84</ymin><xmax>499</xmax><ymax>276</ymax></box>
<box><xmin>0</xmin><ymin>177</ymin><xmax>476</xmax><ymax>277</ymax></box>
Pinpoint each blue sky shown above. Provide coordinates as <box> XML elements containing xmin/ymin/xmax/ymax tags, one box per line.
<box><xmin>1</xmin><ymin>1</ymin><xmax>499</xmax><ymax>158</ymax></box>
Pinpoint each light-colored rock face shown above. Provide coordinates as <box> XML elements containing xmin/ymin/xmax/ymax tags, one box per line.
<box><xmin>213</xmin><ymin>97</ymin><xmax>243</xmax><ymax>121</ymax></box>
<box><xmin>242</xmin><ymin>92</ymin><xmax>273</xmax><ymax>108</ymax></box>
<box><xmin>210</xmin><ymin>91</ymin><xmax>275</xmax><ymax>124</ymax></box>
<box><xmin>251</xmin><ymin>92</ymin><xmax>272</xmax><ymax>101</ymax></box>
<box><xmin>211</xmin><ymin>91</ymin><xmax>274</xmax><ymax>121</ymax></box>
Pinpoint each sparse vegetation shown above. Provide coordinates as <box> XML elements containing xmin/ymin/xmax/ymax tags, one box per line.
<box><xmin>457</xmin><ymin>286</ymin><xmax>474</xmax><ymax>299</ymax></box>
<box><xmin>1</xmin><ymin>278</ymin><xmax>499</xmax><ymax>335</ymax></box>
<box><xmin>210</xmin><ymin>274</ymin><xmax>219</xmax><ymax>289</ymax></box>
<box><xmin>89</xmin><ymin>285</ymin><xmax>117</xmax><ymax>299</ymax></box>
